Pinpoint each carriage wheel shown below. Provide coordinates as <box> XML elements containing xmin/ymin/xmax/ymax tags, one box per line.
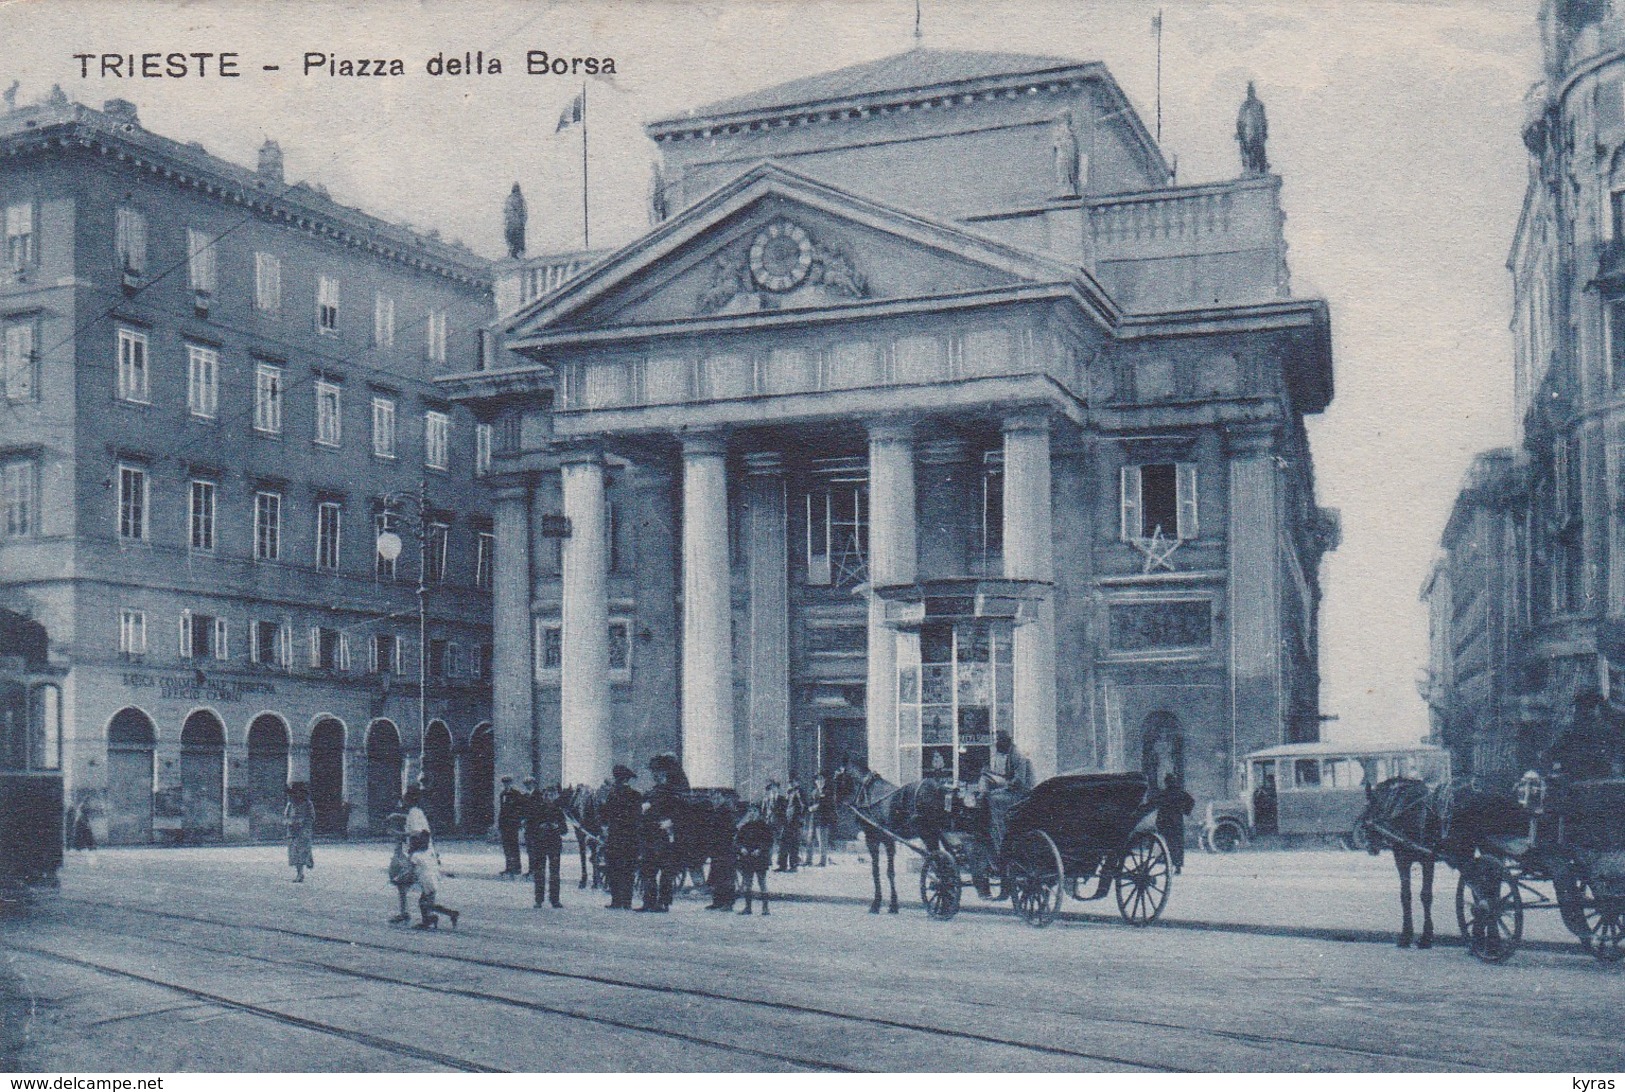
<box><xmin>1007</xmin><ymin>830</ymin><xmax>1065</xmax><ymax>928</ymax></box>
<box><xmin>1454</xmin><ymin>859</ymin><xmax>1523</xmax><ymax>964</ymax></box>
<box><xmin>1115</xmin><ymin>831</ymin><xmax>1172</xmax><ymax>926</ymax></box>
<box><xmin>1574</xmin><ymin>876</ymin><xmax>1625</xmax><ymax>963</ymax></box>
<box><xmin>1205</xmin><ymin>819</ymin><xmax>1245</xmax><ymax>854</ymax></box>
<box><xmin>920</xmin><ymin>850</ymin><xmax>961</xmax><ymax>921</ymax></box>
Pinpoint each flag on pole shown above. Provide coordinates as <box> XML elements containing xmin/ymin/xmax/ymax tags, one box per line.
<box><xmin>556</xmin><ymin>92</ymin><xmax>584</xmax><ymax>132</ymax></box>
<box><xmin>1151</xmin><ymin>10</ymin><xmax>1162</xmax><ymax>34</ymax></box>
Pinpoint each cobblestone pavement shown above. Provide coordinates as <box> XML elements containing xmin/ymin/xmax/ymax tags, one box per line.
<box><xmin>3</xmin><ymin>841</ymin><xmax>1622</xmax><ymax>1072</ymax></box>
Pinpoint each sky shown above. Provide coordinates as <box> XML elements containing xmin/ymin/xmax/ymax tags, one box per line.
<box><xmin>1</xmin><ymin>0</ymin><xmax>1542</xmax><ymax>745</ymax></box>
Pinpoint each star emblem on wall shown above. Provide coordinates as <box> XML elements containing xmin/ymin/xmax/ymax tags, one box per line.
<box><xmin>1136</xmin><ymin>527</ymin><xmax>1182</xmax><ymax>574</ymax></box>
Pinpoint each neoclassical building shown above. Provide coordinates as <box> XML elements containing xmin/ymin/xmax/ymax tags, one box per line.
<box><xmin>446</xmin><ymin>49</ymin><xmax>1337</xmax><ymax>811</ymax></box>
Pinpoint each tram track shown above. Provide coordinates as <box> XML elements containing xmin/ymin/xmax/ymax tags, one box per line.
<box><xmin>50</xmin><ymin>896</ymin><xmax>1497</xmax><ymax>1072</ymax></box>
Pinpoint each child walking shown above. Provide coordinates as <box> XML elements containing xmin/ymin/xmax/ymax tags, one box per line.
<box><xmin>408</xmin><ymin>831</ymin><xmax>460</xmax><ymax>930</ymax></box>
<box><xmin>736</xmin><ymin>804</ymin><xmax>773</xmax><ymax>915</ymax></box>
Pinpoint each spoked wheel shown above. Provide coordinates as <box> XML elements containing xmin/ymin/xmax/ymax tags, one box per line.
<box><xmin>1455</xmin><ymin>858</ymin><xmax>1523</xmax><ymax>964</ymax></box>
<box><xmin>919</xmin><ymin>850</ymin><xmax>962</xmax><ymax>921</ymax></box>
<box><xmin>1205</xmin><ymin>819</ymin><xmax>1245</xmax><ymax>854</ymax></box>
<box><xmin>1115</xmin><ymin>830</ymin><xmax>1173</xmax><ymax>926</ymax></box>
<box><xmin>1007</xmin><ymin>829</ymin><xmax>1065</xmax><ymax>928</ymax></box>
<box><xmin>1576</xmin><ymin>877</ymin><xmax>1625</xmax><ymax>963</ymax></box>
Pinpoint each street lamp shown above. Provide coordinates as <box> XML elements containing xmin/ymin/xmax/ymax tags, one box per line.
<box><xmin>375</xmin><ymin>482</ymin><xmax>428</xmax><ymax>778</ymax></box>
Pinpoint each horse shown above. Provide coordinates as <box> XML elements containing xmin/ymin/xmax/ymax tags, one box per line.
<box><xmin>843</xmin><ymin>767</ymin><xmax>949</xmax><ymax>914</ymax></box>
<box><xmin>1358</xmin><ymin>777</ymin><xmax>1526</xmax><ymax>950</ymax></box>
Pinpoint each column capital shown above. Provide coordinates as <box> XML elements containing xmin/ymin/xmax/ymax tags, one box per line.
<box><xmin>552</xmin><ymin>439</ymin><xmax>606</xmax><ymax>468</ymax></box>
<box><xmin>743</xmin><ymin>451</ymin><xmax>786</xmax><ymax>476</ymax></box>
<box><xmin>681</xmin><ymin>428</ymin><xmax>729</xmax><ymax>459</ymax></box>
<box><xmin>488</xmin><ymin>472</ymin><xmax>537</xmax><ymax>502</ymax></box>
<box><xmin>1223</xmin><ymin>421</ymin><xmax>1279</xmax><ymax>458</ymax></box>
<box><xmin>1002</xmin><ymin>408</ymin><xmax>1051</xmax><ymax>435</ymax></box>
<box><xmin>867</xmin><ymin>415</ymin><xmax>915</xmax><ymax>444</ymax></box>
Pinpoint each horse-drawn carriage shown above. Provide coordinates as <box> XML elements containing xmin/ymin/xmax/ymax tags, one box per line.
<box><xmin>1360</xmin><ymin>771</ymin><xmax>1625</xmax><ymax>964</ymax></box>
<box><xmin>851</xmin><ymin>770</ymin><xmax>1173</xmax><ymax>928</ymax></box>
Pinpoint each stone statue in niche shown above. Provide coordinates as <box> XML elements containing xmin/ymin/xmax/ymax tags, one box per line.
<box><xmin>1236</xmin><ymin>81</ymin><xmax>1269</xmax><ymax>176</ymax></box>
<box><xmin>1052</xmin><ymin>110</ymin><xmax>1082</xmax><ymax>196</ymax></box>
<box><xmin>503</xmin><ymin>182</ymin><xmax>527</xmax><ymax>259</ymax></box>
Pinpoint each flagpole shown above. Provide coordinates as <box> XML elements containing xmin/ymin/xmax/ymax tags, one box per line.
<box><xmin>581</xmin><ymin>81</ymin><xmax>590</xmax><ymax>250</ymax></box>
<box><xmin>1154</xmin><ymin>10</ymin><xmax>1163</xmax><ymax>146</ymax></box>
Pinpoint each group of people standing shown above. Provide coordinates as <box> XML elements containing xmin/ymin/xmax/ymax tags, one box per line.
<box><xmin>495</xmin><ymin>776</ymin><xmax>571</xmax><ymax>909</ymax></box>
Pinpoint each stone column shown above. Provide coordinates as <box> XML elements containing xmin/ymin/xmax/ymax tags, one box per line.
<box><xmin>560</xmin><ymin>448</ymin><xmax>613</xmax><ymax>787</ymax></box>
<box><xmin>867</xmin><ymin>419</ymin><xmax>917</xmax><ymax>784</ymax></box>
<box><xmin>682</xmin><ymin>431</ymin><xmax>735</xmax><ymax>789</ymax></box>
<box><xmin>743</xmin><ymin>452</ymin><xmax>790</xmax><ymax>791</ymax></box>
<box><xmin>1004</xmin><ymin>410</ymin><xmax>1057</xmax><ymax>782</ymax></box>
<box><xmin>1226</xmin><ymin>424</ymin><xmax>1281</xmax><ymax>797</ymax></box>
<box><xmin>491</xmin><ymin>480</ymin><xmax>535</xmax><ymax>808</ymax></box>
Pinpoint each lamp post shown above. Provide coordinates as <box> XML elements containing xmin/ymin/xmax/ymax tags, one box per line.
<box><xmin>375</xmin><ymin>481</ymin><xmax>429</xmax><ymax>775</ymax></box>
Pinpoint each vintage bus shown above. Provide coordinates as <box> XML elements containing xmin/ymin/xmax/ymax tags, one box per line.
<box><xmin>1202</xmin><ymin>741</ymin><xmax>1451</xmax><ymax>852</ymax></box>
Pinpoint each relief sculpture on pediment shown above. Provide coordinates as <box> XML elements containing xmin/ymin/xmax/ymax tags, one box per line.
<box><xmin>696</xmin><ymin>217</ymin><xmax>869</xmax><ymax>314</ymax></box>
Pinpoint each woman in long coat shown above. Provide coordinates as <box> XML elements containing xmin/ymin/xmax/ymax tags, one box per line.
<box><xmin>284</xmin><ymin>782</ymin><xmax>316</xmax><ymax>882</ymax></box>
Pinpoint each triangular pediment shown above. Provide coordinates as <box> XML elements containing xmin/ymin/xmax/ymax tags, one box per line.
<box><xmin>506</xmin><ymin>163</ymin><xmax>1099</xmax><ymax>340</ymax></box>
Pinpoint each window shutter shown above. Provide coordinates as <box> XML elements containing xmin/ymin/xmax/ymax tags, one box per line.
<box><xmin>249</xmin><ymin>620</ymin><xmax>261</xmax><ymax>664</ymax></box>
<box><xmin>392</xmin><ymin>636</ymin><xmax>403</xmax><ymax>675</ymax></box>
<box><xmin>369</xmin><ymin>636</ymin><xmax>380</xmax><ymax>674</ymax></box>
<box><xmin>1120</xmin><ymin>465</ymin><xmax>1142</xmax><ymax>541</ymax></box>
<box><xmin>1176</xmin><ymin>463</ymin><xmax>1199</xmax><ymax>541</ymax></box>
<box><xmin>279</xmin><ymin>623</ymin><xmax>293</xmax><ymax>669</ymax></box>
<box><xmin>338</xmin><ymin>632</ymin><xmax>351</xmax><ymax>673</ymax></box>
<box><xmin>179</xmin><ymin>610</ymin><xmax>192</xmax><ymax>658</ymax></box>
<box><xmin>214</xmin><ymin>618</ymin><xmax>229</xmax><ymax>660</ymax></box>
<box><xmin>309</xmin><ymin>626</ymin><xmax>321</xmax><ymax>669</ymax></box>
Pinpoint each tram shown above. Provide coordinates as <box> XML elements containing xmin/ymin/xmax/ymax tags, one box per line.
<box><xmin>0</xmin><ymin>608</ymin><xmax>65</xmax><ymax>893</ymax></box>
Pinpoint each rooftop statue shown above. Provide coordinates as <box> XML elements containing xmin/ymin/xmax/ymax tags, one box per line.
<box><xmin>3</xmin><ymin>82</ymin><xmax>18</xmax><ymax>113</ymax></box>
<box><xmin>503</xmin><ymin>182</ymin><xmax>527</xmax><ymax>259</ymax></box>
<box><xmin>1052</xmin><ymin>110</ymin><xmax>1081</xmax><ymax>197</ymax></box>
<box><xmin>1236</xmin><ymin>81</ymin><xmax>1269</xmax><ymax>176</ymax></box>
<box><xmin>649</xmin><ymin>162</ymin><xmax>669</xmax><ymax>226</ymax></box>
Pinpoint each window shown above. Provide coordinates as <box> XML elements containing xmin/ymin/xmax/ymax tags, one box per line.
<box><xmin>186</xmin><ymin>344</ymin><xmax>218</xmax><ymax>419</ymax></box>
<box><xmin>119</xmin><ymin>609</ymin><xmax>147</xmax><ymax>656</ymax></box>
<box><xmin>375</xmin><ymin>512</ymin><xmax>398</xmax><ymax>581</ymax></box>
<box><xmin>1120</xmin><ymin>463</ymin><xmax>1198</xmax><ymax>541</ymax></box>
<box><xmin>476</xmin><ymin>643</ymin><xmax>493</xmax><ymax>681</ymax></box>
<box><xmin>178</xmin><ymin>610</ymin><xmax>225</xmax><ymax>660</ymax></box>
<box><xmin>445</xmin><ymin>642</ymin><xmax>464</xmax><ymax>678</ymax></box>
<box><xmin>805</xmin><ymin>481</ymin><xmax>869</xmax><ymax>588</ymax></box>
<box><xmin>426</xmin><ymin>521</ymin><xmax>449</xmax><ymax>584</ymax></box>
<box><xmin>608</xmin><ymin>620</ymin><xmax>631</xmax><ymax>674</ymax></box>
<box><xmin>427</xmin><ymin>309</ymin><xmax>448</xmax><ymax>364</ymax></box>
<box><xmin>981</xmin><ymin>455</ymin><xmax>1004</xmax><ymax>565</ymax></box>
<box><xmin>373</xmin><ymin>294</ymin><xmax>395</xmax><ymax>348</ymax></box>
<box><xmin>425</xmin><ymin>411</ymin><xmax>450</xmax><ymax>470</ymax></box>
<box><xmin>371</xmin><ymin>633</ymin><xmax>402</xmax><ymax>675</ymax></box>
<box><xmin>535</xmin><ymin>621</ymin><xmax>562</xmax><ymax>678</ymax></box>
<box><xmin>317</xmin><ymin>275</ymin><xmax>339</xmax><ymax>333</ymax></box>
<box><xmin>372</xmin><ymin>396</ymin><xmax>396</xmax><ymax>458</ymax></box>
<box><xmin>254</xmin><ymin>491</ymin><xmax>281</xmax><ymax>561</ymax></box>
<box><xmin>1293</xmin><ymin>759</ymin><xmax>1322</xmax><ymax>789</ymax></box>
<box><xmin>251</xmin><ymin>620</ymin><xmax>290</xmax><ymax>668</ymax></box>
<box><xmin>1</xmin><ymin>459</ymin><xmax>36</xmax><ymax>538</ymax></box>
<box><xmin>475</xmin><ymin>530</ymin><xmax>494</xmax><ymax>589</ymax></box>
<box><xmin>116</xmin><ymin>327</ymin><xmax>149</xmax><ymax>403</ymax></box>
<box><xmin>3</xmin><ymin>317</ymin><xmax>36</xmax><ymax>402</ymax></box>
<box><xmin>117</xmin><ymin>464</ymin><xmax>147</xmax><ymax>541</ymax></box>
<box><xmin>254</xmin><ymin>363</ymin><xmax>283</xmax><ymax>433</ymax></box>
<box><xmin>188</xmin><ymin>480</ymin><xmax>216</xmax><ymax>551</ymax></box>
<box><xmin>5</xmin><ymin>203</ymin><xmax>35</xmax><ymax>270</ymax></box>
<box><xmin>115</xmin><ymin>208</ymin><xmax>146</xmax><ymax>275</ymax></box>
<box><xmin>255</xmin><ymin>252</ymin><xmax>281</xmax><ymax>313</ymax></box>
<box><xmin>315</xmin><ymin>380</ymin><xmax>342</xmax><ymax>446</ymax></box>
<box><xmin>475</xmin><ymin>423</ymin><xmax>493</xmax><ymax>477</ymax></box>
<box><xmin>316</xmin><ymin>502</ymin><xmax>342</xmax><ymax>570</ymax></box>
<box><xmin>309</xmin><ymin>626</ymin><xmax>348</xmax><ymax>672</ymax></box>
<box><xmin>186</xmin><ymin>228</ymin><xmax>217</xmax><ymax>296</ymax></box>
<box><xmin>429</xmin><ymin>638</ymin><xmax>450</xmax><ymax>677</ymax></box>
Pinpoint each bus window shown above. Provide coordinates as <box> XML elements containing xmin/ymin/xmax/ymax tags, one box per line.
<box><xmin>1293</xmin><ymin>759</ymin><xmax>1322</xmax><ymax>789</ymax></box>
<box><xmin>1252</xmin><ymin>760</ymin><xmax>1277</xmax><ymax>791</ymax></box>
<box><xmin>1324</xmin><ymin>758</ymin><xmax>1361</xmax><ymax>788</ymax></box>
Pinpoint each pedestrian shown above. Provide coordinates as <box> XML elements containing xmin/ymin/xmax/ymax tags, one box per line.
<box><xmin>602</xmin><ymin>764</ymin><xmax>642</xmax><ymax>910</ymax></box>
<box><xmin>386</xmin><ymin>810</ymin><xmax>414</xmax><ymax>924</ymax></box>
<box><xmin>736</xmin><ymin>804</ymin><xmax>773</xmax><ymax>915</ymax></box>
<box><xmin>527</xmin><ymin>783</ymin><xmax>567</xmax><ymax>909</ymax></box>
<box><xmin>283</xmin><ymin>782</ymin><xmax>316</xmax><ymax>883</ymax></box>
<box><xmin>703</xmin><ymin>790</ymin><xmax>740</xmax><ymax>911</ymax></box>
<box><xmin>519</xmin><ymin>776</ymin><xmax>540</xmax><ymax>877</ymax></box>
<box><xmin>497</xmin><ymin>775</ymin><xmax>524</xmax><ymax>878</ymax></box>
<box><xmin>1153</xmin><ymin>773</ymin><xmax>1196</xmax><ymax>874</ymax></box>
<box><xmin>408</xmin><ymin>831</ymin><xmax>459</xmax><ymax>930</ymax></box>
<box><xmin>638</xmin><ymin>754</ymin><xmax>683</xmax><ymax>912</ymax></box>
<box><xmin>780</xmin><ymin>782</ymin><xmax>806</xmax><ymax>873</ymax></box>
<box><xmin>764</xmin><ymin>780</ymin><xmax>787</xmax><ymax>870</ymax></box>
<box><xmin>808</xmin><ymin>772</ymin><xmax>836</xmax><ymax>867</ymax></box>
<box><xmin>67</xmin><ymin>799</ymin><xmax>97</xmax><ymax>857</ymax></box>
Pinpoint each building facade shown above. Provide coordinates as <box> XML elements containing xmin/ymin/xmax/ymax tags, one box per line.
<box><xmin>0</xmin><ymin>92</ymin><xmax>495</xmax><ymax>843</ymax></box>
<box><xmin>1425</xmin><ymin>1</ymin><xmax>1625</xmax><ymax>787</ymax></box>
<box><xmin>448</xmin><ymin>49</ymin><xmax>1337</xmax><ymax>815</ymax></box>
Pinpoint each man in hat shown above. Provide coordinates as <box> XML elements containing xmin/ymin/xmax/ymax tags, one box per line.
<box><xmin>497</xmin><ymin>775</ymin><xmax>525</xmax><ymax>878</ymax></box>
<box><xmin>638</xmin><ymin>754</ymin><xmax>683</xmax><ymax>911</ymax></box>
<box><xmin>519</xmin><ymin>776</ymin><xmax>541</xmax><ymax>877</ymax></box>
<box><xmin>982</xmin><ymin>729</ymin><xmax>1034</xmax><ymax>857</ymax></box>
<box><xmin>526</xmin><ymin>783</ymin><xmax>567</xmax><ymax>908</ymax></box>
<box><xmin>602</xmin><ymin>764</ymin><xmax>642</xmax><ymax>909</ymax></box>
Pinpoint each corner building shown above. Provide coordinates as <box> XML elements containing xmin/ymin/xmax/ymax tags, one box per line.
<box><xmin>448</xmin><ymin>51</ymin><xmax>1337</xmax><ymax>813</ymax></box>
<box><xmin>0</xmin><ymin>94</ymin><xmax>494</xmax><ymax>843</ymax></box>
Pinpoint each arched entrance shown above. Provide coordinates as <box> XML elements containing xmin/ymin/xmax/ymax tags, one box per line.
<box><xmin>106</xmin><ymin>707</ymin><xmax>155</xmax><ymax>844</ymax></box>
<box><xmin>309</xmin><ymin>718</ymin><xmax>347</xmax><ymax>836</ymax></box>
<box><xmin>365</xmin><ymin>719</ymin><xmax>402</xmax><ymax>835</ymax></box>
<box><xmin>245</xmin><ymin>715</ymin><xmax>290</xmax><ymax>840</ymax></box>
<box><xmin>463</xmin><ymin>723</ymin><xmax>494</xmax><ymax>833</ymax></box>
<box><xmin>1139</xmin><ymin>710</ymin><xmax>1186</xmax><ymax>788</ymax></box>
<box><xmin>180</xmin><ymin>710</ymin><xmax>226</xmax><ymax>840</ymax></box>
<box><xmin>423</xmin><ymin>721</ymin><xmax>455</xmax><ymax>833</ymax></box>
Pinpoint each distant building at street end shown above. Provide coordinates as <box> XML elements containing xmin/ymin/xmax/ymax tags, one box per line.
<box><xmin>446</xmin><ymin>48</ymin><xmax>1339</xmax><ymax>818</ymax></box>
<box><xmin>0</xmin><ymin>93</ymin><xmax>495</xmax><ymax>844</ymax></box>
